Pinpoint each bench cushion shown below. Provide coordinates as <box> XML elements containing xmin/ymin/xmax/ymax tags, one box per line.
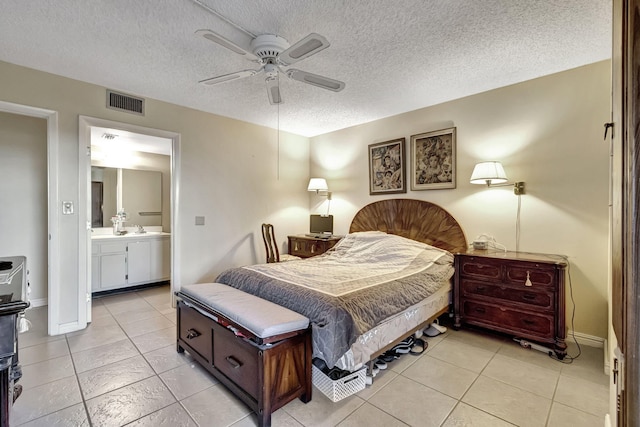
<box><xmin>180</xmin><ymin>283</ymin><xmax>309</xmax><ymax>338</ymax></box>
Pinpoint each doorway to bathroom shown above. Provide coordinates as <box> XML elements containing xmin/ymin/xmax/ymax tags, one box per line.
<box><xmin>78</xmin><ymin>116</ymin><xmax>180</xmax><ymax>324</ymax></box>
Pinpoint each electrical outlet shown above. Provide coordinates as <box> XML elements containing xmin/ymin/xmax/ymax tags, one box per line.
<box><xmin>472</xmin><ymin>240</ymin><xmax>488</xmax><ymax>250</ymax></box>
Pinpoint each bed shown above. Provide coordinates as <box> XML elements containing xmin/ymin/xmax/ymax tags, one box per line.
<box><xmin>213</xmin><ymin>199</ymin><xmax>467</xmax><ymax>371</ymax></box>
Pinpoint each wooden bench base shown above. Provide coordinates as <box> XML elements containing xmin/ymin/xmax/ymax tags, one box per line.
<box><xmin>176</xmin><ymin>297</ymin><xmax>312</xmax><ymax>427</ymax></box>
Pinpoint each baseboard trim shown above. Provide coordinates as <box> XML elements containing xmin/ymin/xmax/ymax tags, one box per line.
<box><xmin>29</xmin><ymin>297</ymin><xmax>47</xmax><ymax>308</ymax></box>
<box><xmin>57</xmin><ymin>321</ymin><xmax>83</xmax><ymax>334</ymax></box>
<box><xmin>569</xmin><ymin>331</ymin><xmax>609</xmax><ymax>375</ymax></box>
<box><xmin>567</xmin><ymin>330</ymin><xmax>605</xmax><ymax>348</ymax></box>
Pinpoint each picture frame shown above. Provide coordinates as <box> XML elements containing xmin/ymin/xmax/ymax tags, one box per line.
<box><xmin>410</xmin><ymin>127</ymin><xmax>456</xmax><ymax>190</ymax></box>
<box><xmin>368</xmin><ymin>138</ymin><xmax>406</xmax><ymax>195</ymax></box>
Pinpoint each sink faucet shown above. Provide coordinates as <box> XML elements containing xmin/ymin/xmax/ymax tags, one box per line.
<box><xmin>136</xmin><ymin>224</ymin><xmax>146</xmax><ymax>234</ymax></box>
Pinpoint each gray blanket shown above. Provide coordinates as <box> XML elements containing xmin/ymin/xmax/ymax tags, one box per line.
<box><xmin>215</xmin><ymin>232</ymin><xmax>454</xmax><ymax>367</ymax></box>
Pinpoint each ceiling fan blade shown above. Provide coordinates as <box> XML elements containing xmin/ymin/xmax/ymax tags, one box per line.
<box><xmin>199</xmin><ymin>69</ymin><xmax>258</xmax><ymax>86</ymax></box>
<box><xmin>278</xmin><ymin>33</ymin><xmax>330</xmax><ymax>65</ymax></box>
<box><xmin>196</xmin><ymin>29</ymin><xmax>259</xmax><ymax>62</ymax></box>
<box><xmin>265</xmin><ymin>77</ymin><xmax>283</xmax><ymax>105</ymax></box>
<box><xmin>286</xmin><ymin>69</ymin><xmax>345</xmax><ymax>92</ymax></box>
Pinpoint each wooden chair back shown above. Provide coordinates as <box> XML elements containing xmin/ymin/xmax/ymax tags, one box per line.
<box><xmin>261</xmin><ymin>223</ymin><xmax>280</xmax><ymax>263</ymax></box>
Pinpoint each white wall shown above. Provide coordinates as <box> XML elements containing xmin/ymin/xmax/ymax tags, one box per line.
<box><xmin>310</xmin><ymin>61</ymin><xmax>611</xmax><ymax>339</ymax></box>
<box><xmin>0</xmin><ymin>60</ymin><xmax>310</xmax><ymax>327</ymax></box>
<box><xmin>0</xmin><ymin>112</ymin><xmax>48</xmax><ymax>303</ymax></box>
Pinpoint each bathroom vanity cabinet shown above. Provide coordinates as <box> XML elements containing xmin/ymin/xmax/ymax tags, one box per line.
<box><xmin>91</xmin><ymin>233</ymin><xmax>170</xmax><ymax>292</ymax></box>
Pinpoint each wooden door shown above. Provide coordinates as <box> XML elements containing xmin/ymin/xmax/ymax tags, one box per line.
<box><xmin>611</xmin><ymin>1</ymin><xmax>640</xmax><ymax>425</ymax></box>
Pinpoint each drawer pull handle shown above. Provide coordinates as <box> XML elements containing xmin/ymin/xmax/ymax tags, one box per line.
<box><xmin>524</xmin><ymin>271</ymin><xmax>532</xmax><ymax>287</ymax></box>
<box><xmin>522</xmin><ymin>294</ymin><xmax>537</xmax><ymax>301</ymax></box>
<box><xmin>522</xmin><ymin>319</ymin><xmax>535</xmax><ymax>325</ymax></box>
<box><xmin>186</xmin><ymin>329</ymin><xmax>201</xmax><ymax>339</ymax></box>
<box><xmin>474</xmin><ymin>307</ymin><xmax>486</xmax><ymax>313</ymax></box>
<box><xmin>226</xmin><ymin>356</ymin><xmax>242</xmax><ymax>369</ymax></box>
<box><xmin>475</xmin><ymin>286</ymin><xmax>486</xmax><ymax>291</ymax></box>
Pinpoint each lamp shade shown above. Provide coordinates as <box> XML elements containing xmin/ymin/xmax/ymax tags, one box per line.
<box><xmin>470</xmin><ymin>161</ymin><xmax>508</xmax><ymax>185</ymax></box>
<box><xmin>307</xmin><ymin>178</ymin><xmax>329</xmax><ymax>192</ymax></box>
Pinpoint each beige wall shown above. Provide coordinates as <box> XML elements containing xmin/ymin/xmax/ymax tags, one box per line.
<box><xmin>310</xmin><ymin>61</ymin><xmax>611</xmax><ymax>339</ymax></box>
<box><xmin>0</xmin><ymin>112</ymin><xmax>48</xmax><ymax>302</ymax></box>
<box><xmin>0</xmin><ymin>58</ymin><xmax>611</xmax><ymax>338</ymax></box>
<box><xmin>0</xmin><ymin>60</ymin><xmax>310</xmax><ymax>325</ymax></box>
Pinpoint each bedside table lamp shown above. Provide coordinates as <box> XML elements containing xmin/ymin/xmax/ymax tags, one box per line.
<box><xmin>470</xmin><ymin>161</ymin><xmax>525</xmax><ymax>195</ymax></box>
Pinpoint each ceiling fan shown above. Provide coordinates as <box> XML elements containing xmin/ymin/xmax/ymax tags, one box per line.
<box><xmin>196</xmin><ymin>30</ymin><xmax>346</xmax><ymax>104</ymax></box>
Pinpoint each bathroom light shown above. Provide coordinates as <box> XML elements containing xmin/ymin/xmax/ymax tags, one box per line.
<box><xmin>470</xmin><ymin>161</ymin><xmax>525</xmax><ymax>195</ymax></box>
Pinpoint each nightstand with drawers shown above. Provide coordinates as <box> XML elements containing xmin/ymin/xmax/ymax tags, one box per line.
<box><xmin>287</xmin><ymin>235</ymin><xmax>342</xmax><ymax>258</ymax></box>
<box><xmin>454</xmin><ymin>249</ymin><xmax>567</xmax><ymax>359</ymax></box>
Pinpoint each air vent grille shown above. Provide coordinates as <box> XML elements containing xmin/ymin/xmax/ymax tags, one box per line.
<box><xmin>106</xmin><ymin>90</ymin><xmax>145</xmax><ymax>115</ymax></box>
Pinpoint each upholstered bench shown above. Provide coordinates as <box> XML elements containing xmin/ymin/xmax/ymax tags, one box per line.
<box><xmin>176</xmin><ymin>283</ymin><xmax>312</xmax><ymax>427</ymax></box>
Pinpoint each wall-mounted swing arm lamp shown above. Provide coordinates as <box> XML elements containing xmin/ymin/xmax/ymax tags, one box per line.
<box><xmin>307</xmin><ymin>178</ymin><xmax>332</xmax><ymax>200</ymax></box>
<box><xmin>470</xmin><ymin>161</ymin><xmax>525</xmax><ymax>195</ymax></box>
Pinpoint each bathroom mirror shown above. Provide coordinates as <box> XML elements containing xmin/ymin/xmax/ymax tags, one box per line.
<box><xmin>91</xmin><ymin>167</ymin><xmax>162</xmax><ymax>227</ymax></box>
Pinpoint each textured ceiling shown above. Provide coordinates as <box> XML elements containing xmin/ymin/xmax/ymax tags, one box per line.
<box><xmin>0</xmin><ymin>0</ymin><xmax>611</xmax><ymax>137</ymax></box>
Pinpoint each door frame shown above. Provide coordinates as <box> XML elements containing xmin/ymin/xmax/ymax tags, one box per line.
<box><xmin>78</xmin><ymin>116</ymin><xmax>181</xmax><ymax>322</ymax></box>
<box><xmin>0</xmin><ymin>100</ymin><xmax>60</xmax><ymax>334</ymax></box>
<box><xmin>612</xmin><ymin>1</ymin><xmax>640</xmax><ymax>425</ymax></box>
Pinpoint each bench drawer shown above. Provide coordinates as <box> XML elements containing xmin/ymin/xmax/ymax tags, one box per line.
<box><xmin>212</xmin><ymin>322</ymin><xmax>260</xmax><ymax>399</ymax></box>
<box><xmin>178</xmin><ymin>303</ymin><xmax>213</xmax><ymax>364</ymax></box>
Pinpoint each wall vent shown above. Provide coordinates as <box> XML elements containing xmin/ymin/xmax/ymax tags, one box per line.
<box><xmin>106</xmin><ymin>90</ymin><xmax>145</xmax><ymax>115</ymax></box>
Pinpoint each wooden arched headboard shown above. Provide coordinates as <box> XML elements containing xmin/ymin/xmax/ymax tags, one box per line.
<box><xmin>349</xmin><ymin>199</ymin><xmax>468</xmax><ymax>253</ymax></box>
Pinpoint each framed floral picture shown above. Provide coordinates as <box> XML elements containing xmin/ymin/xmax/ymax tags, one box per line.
<box><xmin>410</xmin><ymin>127</ymin><xmax>456</xmax><ymax>190</ymax></box>
<box><xmin>368</xmin><ymin>138</ymin><xmax>406</xmax><ymax>195</ymax></box>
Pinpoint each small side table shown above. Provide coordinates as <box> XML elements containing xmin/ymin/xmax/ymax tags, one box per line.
<box><xmin>287</xmin><ymin>235</ymin><xmax>342</xmax><ymax>258</ymax></box>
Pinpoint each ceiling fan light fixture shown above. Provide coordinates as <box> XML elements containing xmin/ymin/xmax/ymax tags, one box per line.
<box><xmin>197</xmin><ymin>30</ymin><xmax>344</xmax><ymax>103</ymax></box>
<box><xmin>250</xmin><ymin>34</ymin><xmax>289</xmax><ymax>59</ymax></box>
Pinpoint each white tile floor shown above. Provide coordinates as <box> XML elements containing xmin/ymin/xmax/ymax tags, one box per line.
<box><xmin>11</xmin><ymin>284</ymin><xmax>610</xmax><ymax>426</ymax></box>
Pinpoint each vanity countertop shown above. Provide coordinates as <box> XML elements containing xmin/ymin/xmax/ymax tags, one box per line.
<box><xmin>92</xmin><ymin>231</ymin><xmax>171</xmax><ymax>241</ymax></box>
<box><xmin>91</xmin><ymin>226</ymin><xmax>170</xmax><ymax>241</ymax></box>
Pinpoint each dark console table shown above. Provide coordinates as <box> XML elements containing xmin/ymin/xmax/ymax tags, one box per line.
<box><xmin>0</xmin><ymin>256</ymin><xmax>29</xmax><ymax>427</ymax></box>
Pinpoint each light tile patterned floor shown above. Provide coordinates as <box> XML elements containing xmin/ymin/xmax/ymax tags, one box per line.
<box><xmin>12</xmin><ymin>285</ymin><xmax>610</xmax><ymax>426</ymax></box>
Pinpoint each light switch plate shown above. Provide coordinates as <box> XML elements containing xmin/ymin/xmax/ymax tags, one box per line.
<box><xmin>62</xmin><ymin>201</ymin><xmax>74</xmax><ymax>215</ymax></box>
<box><xmin>195</xmin><ymin>216</ymin><xmax>205</xmax><ymax>226</ymax></box>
